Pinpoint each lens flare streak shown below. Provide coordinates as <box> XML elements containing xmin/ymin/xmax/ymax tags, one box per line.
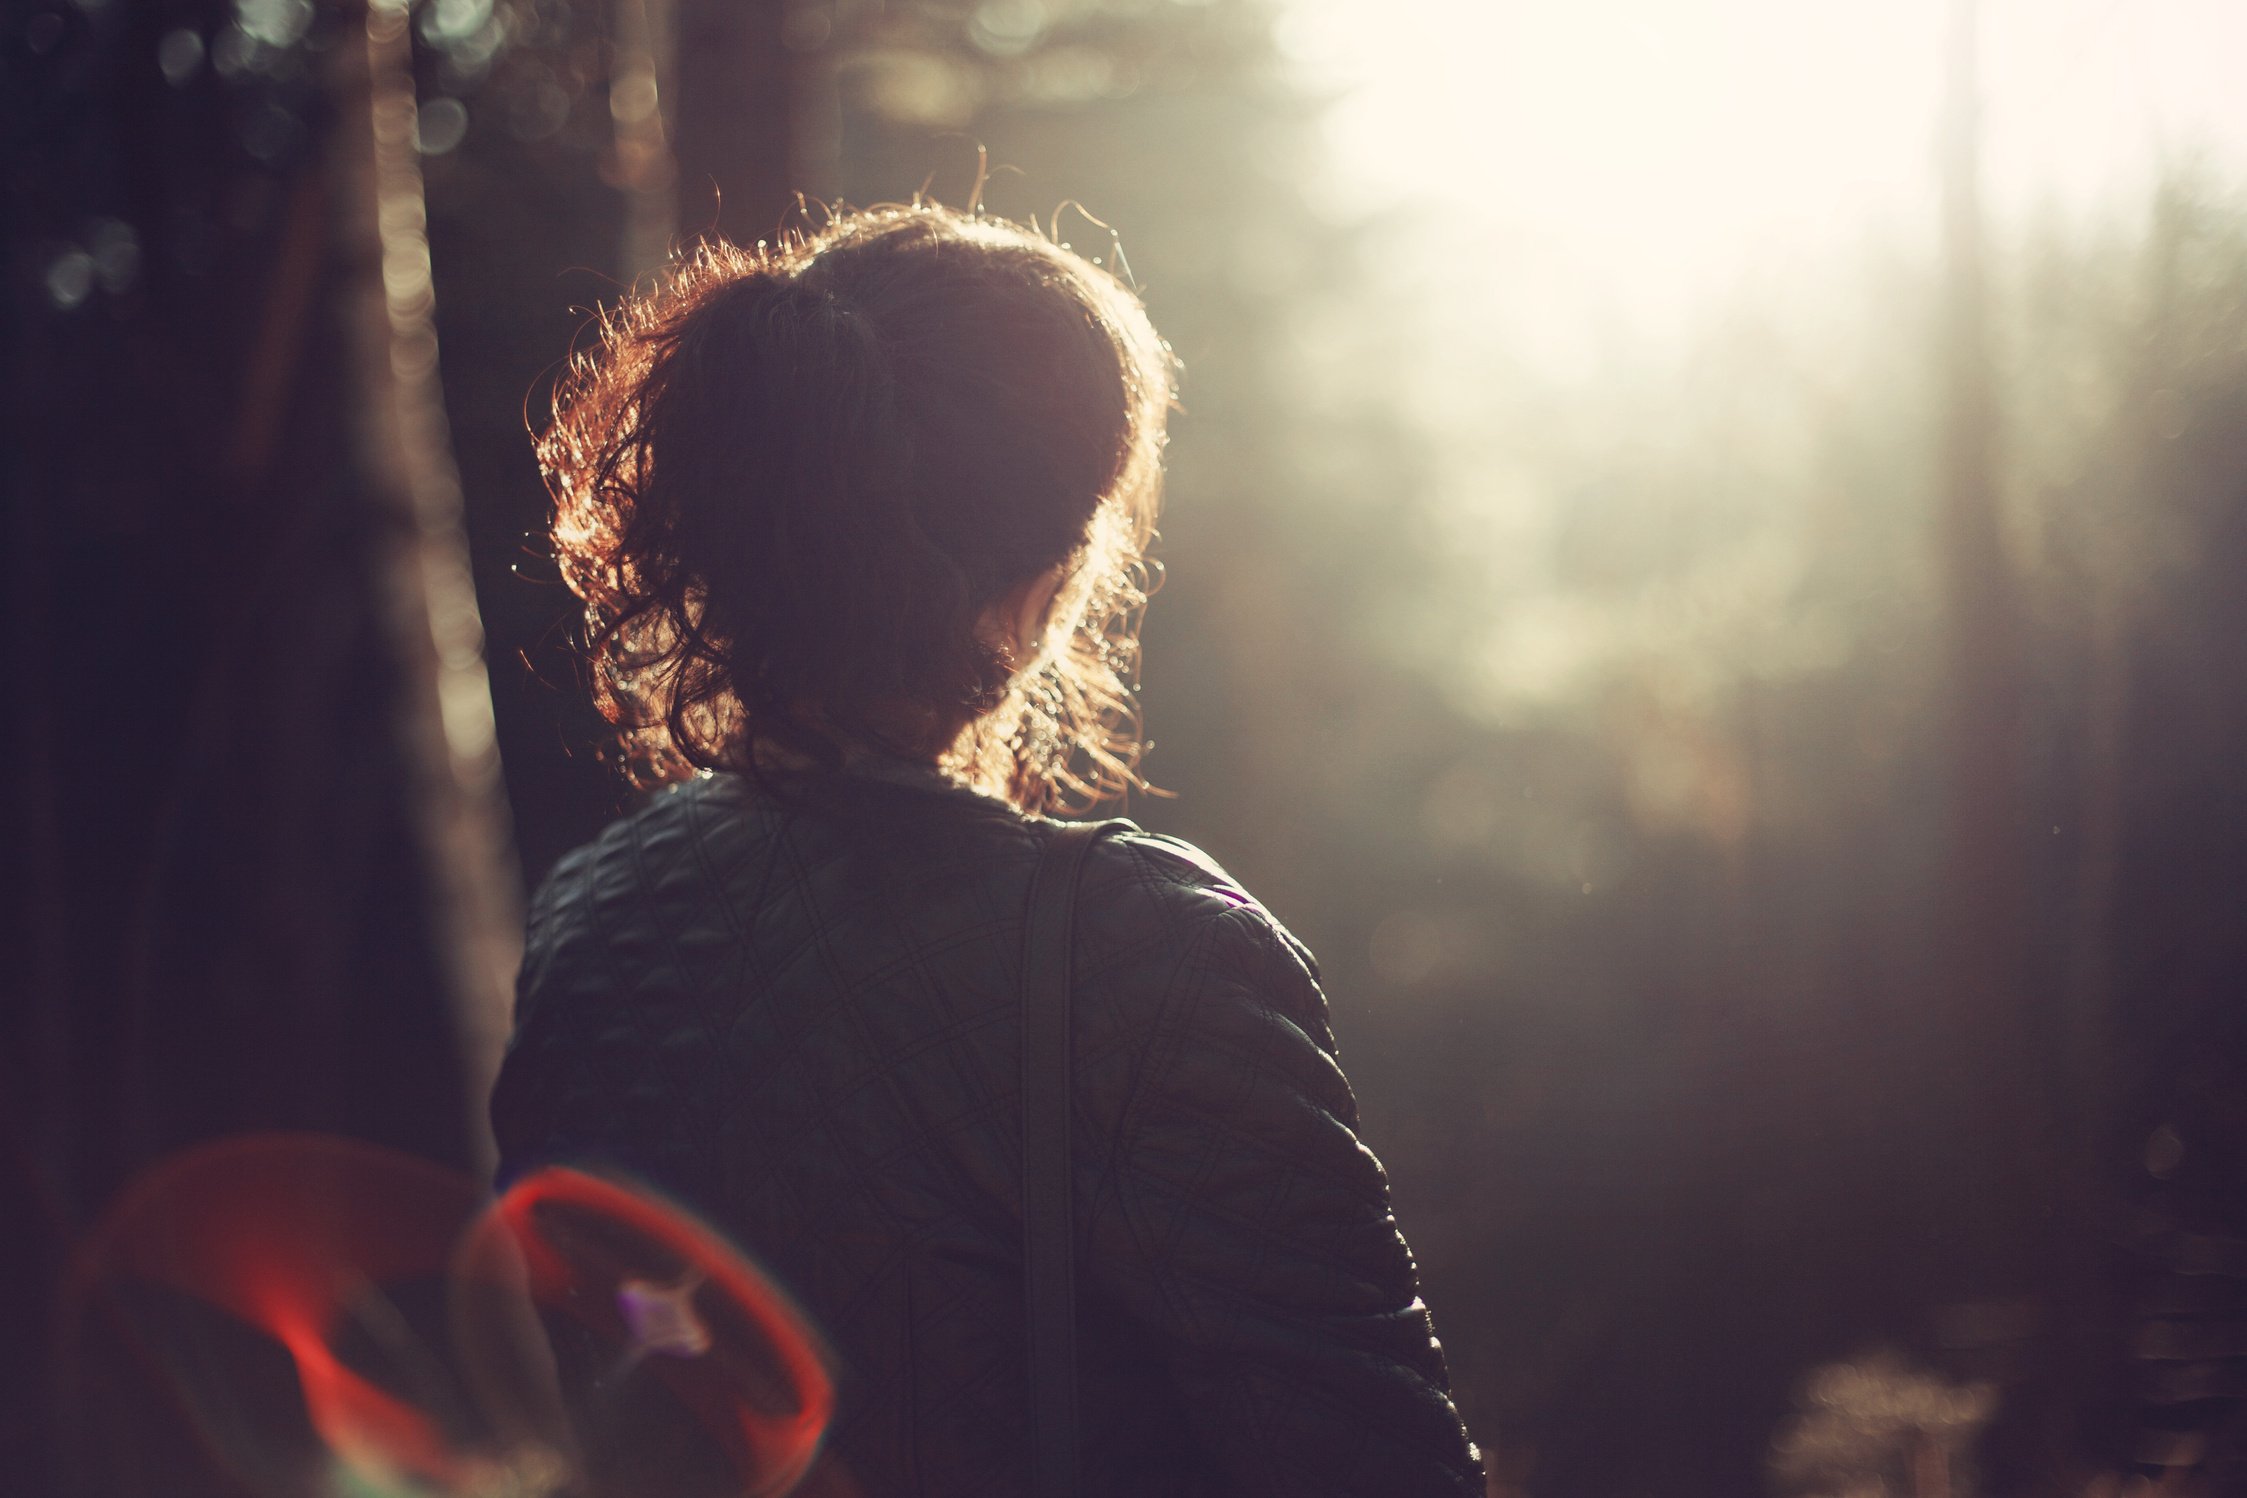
<box><xmin>67</xmin><ymin>1133</ymin><xmax>835</xmax><ymax>1498</ymax></box>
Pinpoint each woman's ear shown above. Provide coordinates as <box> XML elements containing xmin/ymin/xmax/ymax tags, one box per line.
<box><xmin>977</xmin><ymin>562</ymin><xmax>1072</xmax><ymax>671</ymax></box>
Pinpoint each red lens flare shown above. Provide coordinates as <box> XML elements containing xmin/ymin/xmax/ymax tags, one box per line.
<box><xmin>458</xmin><ymin>1168</ymin><xmax>836</xmax><ymax>1498</ymax></box>
<box><xmin>68</xmin><ymin>1133</ymin><xmax>484</xmax><ymax>1493</ymax></box>
<box><xmin>66</xmin><ymin>1133</ymin><xmax>835</xmax><ymax>1498</ymax></box>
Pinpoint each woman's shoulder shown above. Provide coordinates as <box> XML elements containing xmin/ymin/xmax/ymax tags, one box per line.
<box><xmin>1075</xmin><ymin>823</ymin><xmax>1324</xmax><ymax>994</ymax></box>
<box><xmin>1069</xmin><ymin>825</ymin><xmax>1347</xmax><ymax>1126</ymax></box>
<box><xmin>513</xmin><ymin>777</ymin><xmax>756</xmax><ymax>987</ymax></box>
<box><xmin>1080</xmin><ymin>824</ymin><xmax>1252</xmax><ymax>913</ymax></box>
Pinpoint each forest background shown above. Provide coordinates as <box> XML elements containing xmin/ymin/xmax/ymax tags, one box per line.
<box><xmin>8</xmin><ymin>1</ymin><xmax>2247</xmax><ymax>1495</ymax></box>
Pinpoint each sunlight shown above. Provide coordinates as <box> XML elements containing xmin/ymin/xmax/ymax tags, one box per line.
<box><xmin>1280</xmin><ymin>0</ymin><xmax>2247</xmax><ymax>351</ymax></box>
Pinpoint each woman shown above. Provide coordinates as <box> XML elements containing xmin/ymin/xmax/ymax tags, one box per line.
<box><xmin>491</xmin><ymin>203</ymin><xmax>1483</xmax><ymax>1497</ymax></box>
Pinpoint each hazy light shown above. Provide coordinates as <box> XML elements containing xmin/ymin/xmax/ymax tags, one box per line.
<box><xmin>1266</xmin><ymin>0</ymin><xmax>2247</xmax><ymax>726</ymax></box>
<box><xmin>1281</xmin><ymin>0</ymin><xmax>2247</xmax><ymax>352</ymax></box>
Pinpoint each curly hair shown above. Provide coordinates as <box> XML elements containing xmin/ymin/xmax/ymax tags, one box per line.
<box><xmin>538</xmin><ymin>203</ymin><xmax>1175</xmax><ymax>812</ymax></box>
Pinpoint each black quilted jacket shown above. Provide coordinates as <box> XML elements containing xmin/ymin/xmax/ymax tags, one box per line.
<box><xmin>490</xmin><ymin>764</ymin><xmax>1483</xmax><ymax>1497</ymax></box>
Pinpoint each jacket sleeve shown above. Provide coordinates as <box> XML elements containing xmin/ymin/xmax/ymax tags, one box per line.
<box><xmin>1079</xmin><ymin>882</ymin><xmax>1484</xmax><ymax>1497</ymax></box>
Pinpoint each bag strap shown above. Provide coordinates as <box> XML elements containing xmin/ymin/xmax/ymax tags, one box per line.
<box><xmin>1021</xmin><ymin>818</ymin><xmax>1126</xmax><ymax>1498</ymax></box>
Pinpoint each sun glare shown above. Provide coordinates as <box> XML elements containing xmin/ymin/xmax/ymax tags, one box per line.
<box><xmin>1280</xmin><ymin>0</ymin><xmax>2247</xmax><ymax>352</ymax></box>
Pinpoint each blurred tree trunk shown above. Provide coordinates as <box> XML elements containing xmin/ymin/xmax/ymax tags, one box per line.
<box><xmin>426</xmin><ymin>0</ymin><xmax>817</xmax><ymax>898</ymax></box>
<box><xmin>413</xmin><ymin>4</ymin><xmax>645</xmax><ymax>889</ymax></box>
<box><xmin>613</xmin><ymin>0</ymin><xmax>682</xmax><ymax>280</ymax></box>
<box><xmin>669</xmin><ymin>0</ymin><xmax>798</xmax><ymax>246</ymax></box>
<box><xmin>2057</xmin><ymin>180</ymin><xmax>2186</xmax><ymax>1483</ymax></box>
<box><xmin>3</xmin><ymin>0</ymin><xmax>515</xmax><ymax>1487</ymax></box>
<box><xmin>354</xmin><ymin>0</ymin><xmax>528</xmax><ymax>1167</ymax></box>
<box><xmin>1936</xmin><ymin>0</ymin><xmax>2036</xmax><ymax>1255</ymax></box>
<box><xmin>1940</xmin><ymin>1</ymin><xmax>2112</xmax><ymax>1487</ymax></box>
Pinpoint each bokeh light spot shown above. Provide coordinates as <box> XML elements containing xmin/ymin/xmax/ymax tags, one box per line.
<box><xmin>45</xmin><ymin>248</ymin><xmax>95</xmax><ymax>309</ymax></box>
<box><xmin>26</xmin><ymin>10</ymin><xmax>65</xmax><ymax>54</ymax></box>
<box><xmin>417</xmin><ymin>98</ymin><xmax>470</xmax><ymax>157</ymax></box>
<box><xmin>234</xmin><ymin>0</ymin><xmax>310</xmax><ymax>49</ymax></box>
<box><xmin>157</xmin><ymin>27</ymin><xmax>205</xmax><ymax>84</ymax></box>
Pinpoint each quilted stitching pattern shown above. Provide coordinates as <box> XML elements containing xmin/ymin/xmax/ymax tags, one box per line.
<box><xmin>491</xmin><ymin>769</ymin><xmax>1483</xmax><ymax>1497</ymax></box>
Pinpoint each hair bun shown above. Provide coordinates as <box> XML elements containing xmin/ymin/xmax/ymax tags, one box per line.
<box><xmin>541</xmin><ymin>203</ymin><xmax>1174</xmax><ymax>810</ymax></box>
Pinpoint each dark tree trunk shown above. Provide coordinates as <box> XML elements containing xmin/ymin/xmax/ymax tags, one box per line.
<box><xmin>669</xmin><ymin>0</ymin><xmax>798</xmax><ymax>247</ymax></box>
<box><xmin>427</xmin><ymin>0</ymin><xmax>814</xmax><ymax>901</ymax></box>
